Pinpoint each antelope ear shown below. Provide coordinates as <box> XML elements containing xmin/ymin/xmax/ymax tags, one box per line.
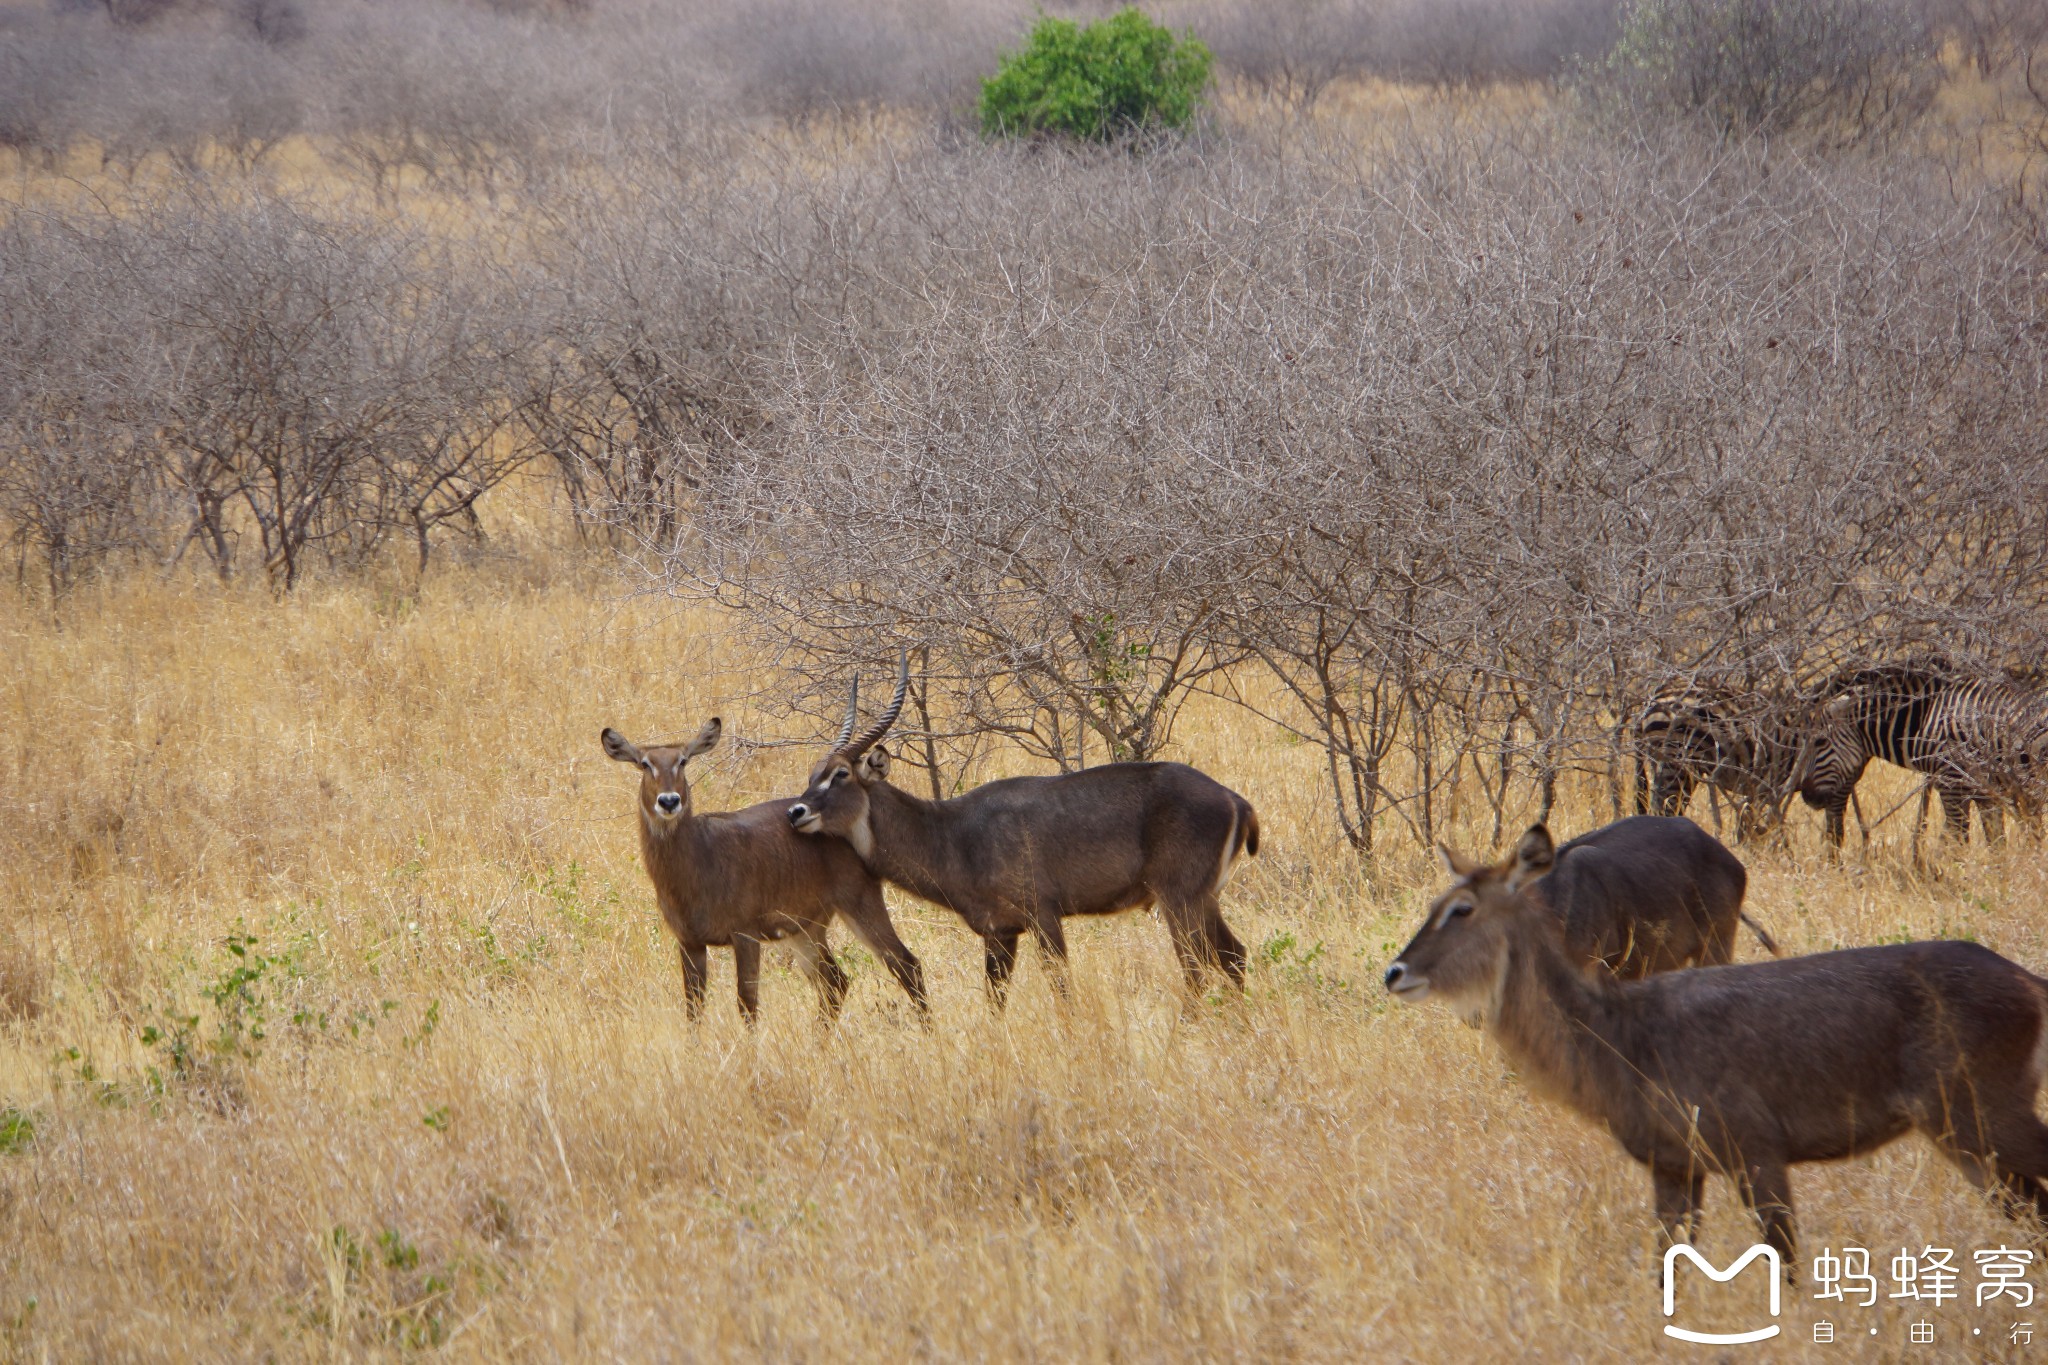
<box><xmin>682</xmin><ymin>717</ymin><xmax>721</xmax><ymax>760</ymax></box>
<box><xmin>1507</xmin><ymin>824</ymin><xmax>1555</xmax><ymax>890</ymax></box>
<box><xmin>859</xmin><ymin>744</ymin><xmax>891</xmax><ymax>783</ymax></box>
<box><xmin>601</xmin><ymin>728</ymin><xmax>644</xmax><ymax>765</ymax></box>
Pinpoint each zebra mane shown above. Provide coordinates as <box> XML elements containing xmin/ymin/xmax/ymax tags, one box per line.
<box><xmin>1816</xmin><ymin>654</ymin><xmax>1958</xmax><ymax>698</ymax></box>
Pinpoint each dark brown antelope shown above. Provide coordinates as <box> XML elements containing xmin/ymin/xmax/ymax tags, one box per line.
<box><xmin>1384</xmin><ymin>825</ymin><xmax>2048</xmax><ymax>1273</ymax></box>
<box><xmin>785</xmin><ymin>659</ymin><xmax>1258</xmax><ymax>1001</ymax></box>
<box><xmin>1532</xmin><ymin>815</ymin><xmax>1776</xmax><ymax>977</ymax></box>
<box><xmin>601</xmin><ymin>713</ymin><xmax>927</xmax><ymax>1023</ymax></box>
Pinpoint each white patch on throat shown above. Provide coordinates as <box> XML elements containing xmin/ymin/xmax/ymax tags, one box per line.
<box><xmin>1433</xmin><ymin>951</ymin><xmax>1509</xmax><ymax>1029</ymax></box>
<box><xmin>846</xmin><ymin>812</ymin><xmax>875</xmax><ymax>862</ymax></box>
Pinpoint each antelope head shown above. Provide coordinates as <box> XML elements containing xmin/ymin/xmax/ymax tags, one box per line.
<box><xmin>788</xmin><ymin>654</ymin><xmax>908</xmax><ymax>859</ymax></box>
<box><xmin>1383</xmin><ymin>824</ymin><xmax>1556</xmax><ymax>1022</ymax></box>
<box><xmin>601</xmin><ymin>718</ymin><xmax>722</xmax><ymax>828</ymax></box>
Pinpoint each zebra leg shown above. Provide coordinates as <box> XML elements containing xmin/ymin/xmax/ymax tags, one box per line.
<box><xmin>1647</xmin><ymin>762</ymin><xmax>1678</xmax><ymax>817</ymax></box>
<box><xmin>1822</xmin><ymin>797</ymin><xmax>1847</xmax><ymax>856</ymax></box>
<box><xmin>1979</xmin><ymin>800</ymin><xmax>2006</xmax><ymax>844</ymax></box>
<box><xmin>1939</xmin><ymin>788</ymin><xmax>1972</xmax><ymax>843</ymax></box>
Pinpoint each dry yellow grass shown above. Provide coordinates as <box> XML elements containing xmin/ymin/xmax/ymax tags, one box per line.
<box><xmin>3</xmin><ymin>558</ymin><xmax>2048</xmax><ymax>1361</ymax></box>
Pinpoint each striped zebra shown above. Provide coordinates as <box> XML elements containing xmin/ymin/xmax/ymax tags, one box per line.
<box><xmin>1633</xmin><ymin>690</ymin><xmax>1814</xmax><ymax>843</ymax></box>
<box><xmin>1801</xmin><ymin>662</ymin><xmax>2048</xmax><ymax>848</ymax></box>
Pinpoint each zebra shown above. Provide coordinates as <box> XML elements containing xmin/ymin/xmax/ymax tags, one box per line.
<box><xmin>1633</xmin><ymin>690</ymin><xmax>1817</xmax><ymax>843</ymax></box>
<box><xmin>1801</xmin><ymin>661</ymin><xmax>2048</xmax><ymax>848</ymax></box>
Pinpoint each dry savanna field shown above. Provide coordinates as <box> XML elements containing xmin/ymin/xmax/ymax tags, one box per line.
<box><xmin>2</xmin><ymin>560</ymin><xmax>2048</xmax><ymax>1361</ymax></box>
<box><xmin>8</xmin><ymin>0</ymin><xmax>2048</xmax><ymax>1359</ymax></box>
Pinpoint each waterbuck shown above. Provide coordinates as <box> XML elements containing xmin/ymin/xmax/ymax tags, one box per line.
<box><xmin>1533</xmin><ymin>815</ymin><xmax>1776</xmax><ymax>977</ymax></box>
<box><xmin>784</xmin><ymin>660</ymin><xmax>1258</xmax><ymax>1001</ymax></box>
<box><xmin>601</xmin><ymin>715</ymin><xmax>928</xmax><ymax>1023</ymax></box>
<box><xmin>1383</xmin><ymin>825</ymin><xmax>2048</xmax><ymax>1271</ymax></box>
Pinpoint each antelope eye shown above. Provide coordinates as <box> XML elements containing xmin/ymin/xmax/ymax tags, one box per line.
<box><xmin>1449</xmin><ymin>902</ymin><xmax>1473</xmax><ymax>919</ymax></box>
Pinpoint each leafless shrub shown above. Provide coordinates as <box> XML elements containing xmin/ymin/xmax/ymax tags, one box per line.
<box><xmin>1928</xmin><ymin>0</ymin><xmax>2048</xmax><ymax>78</ymax></box>
<box><xmin>317</xmin><ymin>7</ymin><xmax>571</xmax><ymax>204</ymax></box>
<box><xmin>7</xmin><ymin>3</ymin><xmax>2047</xmax><ymax>856</ymax></box>
<box><xmin>1188</xmin><ymin>0</ymin><xmax>1618</xmax><ymax>104</ymax></box>
<box><xmin>1</xmin><ymin>1</ymin><xmax>595</xmax><ymax>191</ymax></box>
<box><xmin>676</xmin><ymin>145</ymin><xmax>1286</xmax><ymax>777</ymax></box>
<box><xmin>234</xmin><ymin>0</ymin><xmax>307</xmax><ymax>48</ymax></box>
<box><xmin>216</xmin><ymin>51</ymin><xmax>303</xmax><ymax>171</ymax></box>
<box><xmin>1582</xmin><ymin>0</ymin><xmax>1940</xmax><ymax>145</ymax></box>
<box><xmin>516</xmin><ymin>126</ymin><xmax>910</xmax><ymax>543</ymax></box>
<box><xmin>139</xmin><ymin>190</ymin><xmax>538</xmax><ymax>586</ymax></box>
<box><xmin>0</xmin><ymin>19</ymin><xmax>100</xmax><ymax>166</ymax></box>
<box><xmin>708</xmin><ymin>0</ymin><xmax>1007</xmax><ymax>122</ymax></box>
<box><xmin>638</xmin><ymin>120</ymin><xmax>2048</xmax><ymax>850</ymax></box>
<box><xmin>1194</xmin><ymin>0</ymin><xmax>1376</xmax><ymax>113</ymax></box>
<box><xmin>0</xmin><ymin>0</ymin><xmax>1618</xmax><ymax>182</ymax></box>
<box><xmin>1377</xmin><ymin>0</ymin><xmax>1619</xmax><ymax>87</ymax></box>
<box><xmin>1</xmin><ymin>184</ymin><xmax>543</xmax><ymax>592</ymax></box>
<box><xmin>0</xmin><ymin>214</ymin><xmax>166</xmax><ymax>592</ymax></box>
<box><xmin>58</xmin><ymin>0</ymin><xmax>180</xmax><ymax>28</ymax></box>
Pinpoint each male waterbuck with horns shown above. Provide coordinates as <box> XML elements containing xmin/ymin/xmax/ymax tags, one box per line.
<box><xmin>785</xmin><ymin>658</ymin><xmax>1259</xmax><ymax>1000</ymax></box>
<box><xmin>600</xmin><ymin>713</ymin><xmax>927</xmax><ymax>1023</ymax></box>
<box><xmin>1384</xmin><ymin>825</ymin><xmax>2048</xmax><ymax>1272</ymax></box>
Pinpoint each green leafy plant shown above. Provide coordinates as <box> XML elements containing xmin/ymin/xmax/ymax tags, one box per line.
<box><xmin>0</xmin><ymin>1108</ymin><xmax>34</xmax><ymax>1155</ymax></box>
<box><xmin>1256</xmin><ymin>931</ymin><xmax>1350</xmax><ymax>996</ymax></box>
<box><xmin>979</xmin><ymin>8</ymin><xmax>1212</xmax><ymax>143</ymax></box>
<box><xmin>322</xmin><ymin>1225</ymin><xmax>448</xmax><ymax>1348</ymax></box>
<box><xmin>141</xmin><ymin>931</ymin><xmax>279</xmax><ymax>1085</ymax></box>
<box><xmin>378</xmin><ymin>1228</ymin><xmax>421</xmax><ymax>1272</ymax></box>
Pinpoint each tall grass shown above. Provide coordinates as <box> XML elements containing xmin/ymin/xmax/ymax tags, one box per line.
<box><xmin>3</xmin><ymin>558</ymin><xmax>2046</xmax><ymax>1359</ymax></box>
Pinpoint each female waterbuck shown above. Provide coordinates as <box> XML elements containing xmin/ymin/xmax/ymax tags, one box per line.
<box><xmin>1532</xmin><ymin>815</ymin><xmax>1776</xmax><ymax>977</ymax></box>
<box><xmin>601</xmin><ymin>715</ymin><xmax>927</xmax><ymax>1023</ymax></box>
<box><xmin>785</xmin><ymin>659</ymin><xmax>1258</xmax><ymax>1001</ymax></box>
<box><xmin>1383</xmin><ymin>825</ymin><xmax>2048</xmax><ymax>1271</ymax></box>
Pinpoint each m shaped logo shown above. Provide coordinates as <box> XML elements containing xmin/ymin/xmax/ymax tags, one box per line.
<box><xmin>1662</xmin><ymin>1244</ymin><xmax>1783</xmax><ymax>1344</ymax></box>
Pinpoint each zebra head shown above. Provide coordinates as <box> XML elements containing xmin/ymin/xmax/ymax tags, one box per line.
<box><xmin>1795</xmin><ymin>693</ymin><xmax>1873</xmax><ymax>811</ymax></box>
<box><xmin>1634</xmin><ymin>687</ymin><xmax>1816</xmax><ymax>839</ymax></box>
<box><xmin>1798</xmin><ymin>661</ymin><xmax>1952</xmax><ymax>822</ymax></box>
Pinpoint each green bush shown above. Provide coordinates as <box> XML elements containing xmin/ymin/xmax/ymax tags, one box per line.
<box><xmin>979</xmin><ymin>8</ymin><xmax>1212</xmax><ymax>143</ymax></box>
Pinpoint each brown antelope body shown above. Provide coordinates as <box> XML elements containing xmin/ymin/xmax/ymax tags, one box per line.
<box><xmin>785</xmin><ymin>661</ymin><xmax>1258</xmax><ymax>1001</ymax></box>
<box><xmin>1532</xmin><ymin>815</ymin><xmax>1775</xmax><ymax>977</ymax></box>
<box><xmin>601</xmin><ymin>717</ymin><xmax>927</xmax><ymax>1023</ymax></box>
<box><xmin>1383</xmin><ymin>825</ymin><xmax>2048</xmax><ymax>1272</ymax></box>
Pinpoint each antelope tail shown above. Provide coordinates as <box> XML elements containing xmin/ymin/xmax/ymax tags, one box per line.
<box><xmin>1213</xmin><ymin>804</ymin><xmax>1260</xmax><ymax>897</ymax></box>
<box><xmin>1740</xmin><ymin>911</ymin><xmax>1781</xmax><ymax>957</ymax></box>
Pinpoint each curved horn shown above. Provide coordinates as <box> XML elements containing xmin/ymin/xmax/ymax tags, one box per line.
<box><xmin>834</xmin><ymin>676</ymin><xmax>860</xmax><ymax>749</ymax></box>
<box><xmin>844</xmin><ymin>651</ymin><xmax>909</xmax><ymax>757</ymax></box>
